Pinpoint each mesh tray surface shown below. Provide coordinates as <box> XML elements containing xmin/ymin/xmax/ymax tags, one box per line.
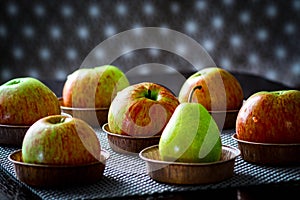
<box><xmin>0</xmin><ymin>129</ymin><xmax>299</xmax><ymax>200</ymax></box>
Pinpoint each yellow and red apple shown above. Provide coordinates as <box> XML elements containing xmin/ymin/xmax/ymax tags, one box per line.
<box><xmin>22</xmin><ymin>115</ymin><xmax>102</xmax><ymax>165</ymax></box>
<box><xmin>178</xmin><ymin>67</ymin><xmax>244</xmax><ymax>111</ymax></box>
<box><xmin>236</xmin><ymin>90</ymin><xmax>300</xmax><ymax>144</ymax></box>
<box><xmin>108</xmin><ymin>82</ymin><xmax>180</xmax><ymax>137</ymax></box>
<box><xmin>0</xmin><ymin>77</ymin><xmax>61</xmax><ymax>125</ymax></box>
<box><xmin>62</xmin><ymin>65</ymin><xmax>129</xmax><ymax>108</ymax></box>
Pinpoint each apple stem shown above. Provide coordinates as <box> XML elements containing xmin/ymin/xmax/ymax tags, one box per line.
<box><xmin>146</xmin><ymin>89</ymin><xmax>158</xmax><ymax>101</ymax></box>
<box><xmin>148</xmin><ymin>89</ymin><xmax>151</xmax><ymax>98</ymax></box>
<box><xmin>188</xmin><ymin>85</ymin><xmax>202</xmax><ymax>103</ymax></box>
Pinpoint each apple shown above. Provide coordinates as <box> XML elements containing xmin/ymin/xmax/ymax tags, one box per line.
<box><xmin>108</xmin><ymin>82</ymin><xmax>180</xmax><ymax>137</ymax></box>
<box><xmin>178</xmin><ymin>67</ymin><xmax>244</xmax><ymax>111</ymax></box>
<box><xmin>236</xmin><ymin>90</ymin><xmax>300</xmax><ymax>143</ymax></box>
<box><xmin>0</xmin><ymin>77</ymin><xmax>61</xmax><ymax>125</ymax></box>
<box><xmin>62</xmin><ymin>65</ymin><xmax>130</xmax><ymax>108</ymax></box>
<box><xmin>22</xmin><ymin>115</ymin><xmax>101</xmax><ymax>165</ymax></box>
<box><xmin>159</xmin><ymin>85</ymin><xmax>222</xmax><ymax>163</ymax></box>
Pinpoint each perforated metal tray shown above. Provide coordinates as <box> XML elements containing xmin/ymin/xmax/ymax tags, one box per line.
<box><xmin>0</xmin><ymin>129</ymin><xmax>299</xmax><ymax>199</ymax></box>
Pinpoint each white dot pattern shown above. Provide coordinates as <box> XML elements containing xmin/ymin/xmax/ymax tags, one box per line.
<box><xmin>0</xmin><ymin>0</ymin><xmax>299</xmax><ymax>87</ymax></box>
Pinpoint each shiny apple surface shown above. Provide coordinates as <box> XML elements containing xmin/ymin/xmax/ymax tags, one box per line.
<box><xmin>0</xmin><ymin>77</ymin><xmax>61</xmax><ymax>126</ymax></box>
<box><xmin>236</xmin><ymin>90</ymin><xmax>300</xmax><ymax>144</ymax></box>
<box><xmin>108</xmin><ymin>82</ymin><xmax>179</xmax><ymax>137</ymax></box>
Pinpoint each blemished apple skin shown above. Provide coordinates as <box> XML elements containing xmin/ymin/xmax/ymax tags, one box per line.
<box><xmin>22</xmin><ymin>115</ymin><xmax>101</xmax><ymax>165</ymax></box>
<box><xmin>0</xmin><ymin>77</ymin><xmax>61</xmax><ymax>125</ymax></box>
<box><xmin>236</xmin><ymin>90</ymin><xmax>300</xmax><ymax>144</ymax></box>
<box><xmin>108</xmin><ymin>82</ymin><xmax>180</xmax><ymax>137</ymax></box>
<box><xmin>159</xmin><ymin>103</ymin><xmax>222</xmax><ymax>163</ymax></box>
<box><xmin>62</xmin><ymin>65</ymin><xmax>130</xmax><ymax>108</ymax></box>
<box><xmin>178</xmin><ymin>67</ymin><xmax>244</xmax><ymax>111</ymax></box>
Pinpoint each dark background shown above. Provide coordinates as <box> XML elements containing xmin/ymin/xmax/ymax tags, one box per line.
<box><xmin>0</xmin><ymin>0</ymin><xmax>299</xmax><ymax>96</ymax></box>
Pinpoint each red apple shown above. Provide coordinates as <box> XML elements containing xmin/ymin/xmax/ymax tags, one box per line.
<box><xmin>236</xmin><ymin>90</ymin><xmax>300</xmax><ymax>143</ymax></box>
<box><xmin>0</xmin><ymin>77</ymin><xmax>61</xmax><ymax>125</ymax></box>
<box><xmin>178</xmin><ymin>67</ymin><xmax>244</xmax><ymax>111</ymax></box>
<box><xmin>62</xmin><ymin>65</ymin><xmax>130</xmax><ymax>108</ymax></box>
<box><xmin>22</xmin><ymin>115</ymin><xmax>101</xmax><ymax>165</ymax></box>
<box><xmin>108</xmin><ymin>82</ymin><xmax>180</xmax><ymax>137</ymax></box>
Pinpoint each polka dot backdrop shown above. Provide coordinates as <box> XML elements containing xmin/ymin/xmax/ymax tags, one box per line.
<box><xmin>0</xmin><ymin>0</ymin><xmax>299</xmax><ymax>88</ymax></box>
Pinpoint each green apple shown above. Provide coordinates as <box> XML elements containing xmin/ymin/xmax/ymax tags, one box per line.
<box><xmin>0</xmin><ymin>77</ymin><xmax>61</xmax><ymax>125</ymax></box>
<box><xmin>159</xmin><ymin>102</ymin><xmax>222</xmax><ymax>163</ymax></box>
<box><xmin>108</xmin><ymin>82</ymin><xmax>179</xmax><ymax>137</ymax></box>
<box><xmin>22</xmin><ymin>115</ymin><xmax>101</xmax><ymax>165</ymax></box>
<box><xmin>62</xmin><ymin>65</ymin><xmax>130</xmax><ymax>108</ymax></box>
<box><xmin>178</xmin><ymin>67</ymin><xmax>244</xmax><ymax>111</ymax></box>
<box><xmin>236</xmin><ymin>90</ymin><xmax>300</xmax><ymax>143</ymax></box>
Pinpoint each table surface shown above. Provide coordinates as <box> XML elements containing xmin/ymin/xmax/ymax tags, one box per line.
<box><xmin>0</xmin><ymin>168</ymin><xmax>300</xmax><ymax>200</ymax></box>
<box><xmin>1</xmin><ymin>128</ymin><xmax>300</xmax><ymax>200</ymax></box>
<box><xmin>1</xmin><ymin>159</ymin><xmax>300</xmax><ymax>200</ymax></box>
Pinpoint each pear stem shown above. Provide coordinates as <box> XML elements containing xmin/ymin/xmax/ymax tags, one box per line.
<box><xmin>188</xmin><ymin>85</ymin><xmax>202</xmax><ymax>103</ymax></box>
<box><xmin>60</xmin><ymin>117</ymin><xmax>66</xmax><ymax>123</ymax></box>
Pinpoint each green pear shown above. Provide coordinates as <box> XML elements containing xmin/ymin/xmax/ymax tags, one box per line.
<box><xmin>159</xmin><ymin>86</ymin><xmax>222</xmax><ymax>163</ymax></box>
